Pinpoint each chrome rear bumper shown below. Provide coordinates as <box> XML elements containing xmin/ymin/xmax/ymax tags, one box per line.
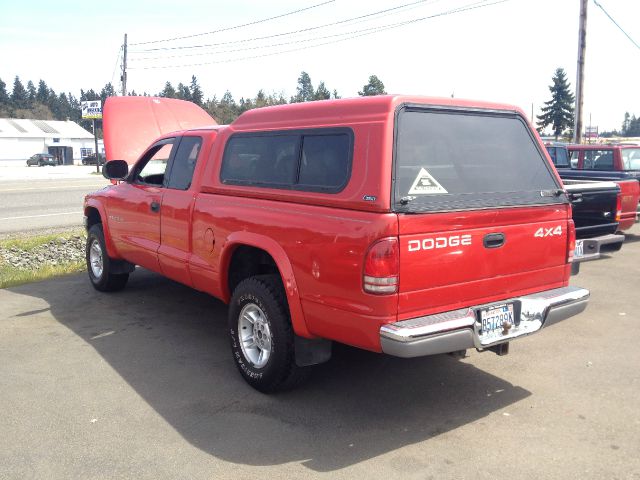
<box><xmin>380</xmin><ymin>286</ymin><xmax>589</xmax><ymax>358</ymax></box>
<box><xmin>575</xmin><ymin>234</ymin><xmax>624</xmax><ymax>262</ymax></box>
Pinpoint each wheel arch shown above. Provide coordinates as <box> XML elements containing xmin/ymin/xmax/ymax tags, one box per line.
<box><xmin>83</xmin><ymin>202</ymin><xmax>121</xmax><ymax>259</ymax></box>
<box><xmin>220</xmin><ymin>232</ymin><xmax>312</xmax><ymax>338</ymax></box>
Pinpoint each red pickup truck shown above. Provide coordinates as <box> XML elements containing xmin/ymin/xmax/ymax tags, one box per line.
<box><xmin>84</xmin><ymin>95</ymin><xmax>590</xmax><ymax>392</ymax></box>
<box><xmin>547</xmin><ymin>144</ymin><xmax>640</xmax><ymax>231</ymax></box>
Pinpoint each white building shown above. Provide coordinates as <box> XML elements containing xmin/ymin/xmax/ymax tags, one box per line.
<box><xmin>0</xmin><ymin>118</ymin><xmax>104</xmax><ymax>164</ymax></box>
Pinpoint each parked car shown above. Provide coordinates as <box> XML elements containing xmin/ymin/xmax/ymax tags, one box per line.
<box><xmin>26</xmin><ymin>153</ymin><xmax>56</xmax><ymax>167</ymax></box>
<box><xmin>81</xmin><ymin>153</ymin><xmax>105</xmax><ymax>166</ymax></box>
<box><xmin>84</xmin><ymin>96</ymin><xmax>589</xmax><ymax>392</ymax></box>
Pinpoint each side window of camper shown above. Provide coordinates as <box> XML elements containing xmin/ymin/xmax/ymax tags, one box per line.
<box><xmin>220</xmin><ymin>128</ymin><xmax>353</xmax><ymax>193</ymax></box>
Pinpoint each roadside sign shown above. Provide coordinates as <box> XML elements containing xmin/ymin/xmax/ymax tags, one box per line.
<box><xmin>81</xmin><ymin>100</ymin><xmax>102</xmax><ymax>119</ymax></box>
<box><xmin>585</xmin><ymin>126</ymin><xmax>598</xmax><ymax>139</ymax></box>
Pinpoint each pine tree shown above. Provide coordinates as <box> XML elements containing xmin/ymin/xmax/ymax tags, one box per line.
<box><xmin>176</xmin><ymin>82</ymin><xmax>191</xmax><ymax>101</ymax></box>
<box><xmin>314</xmin><ymin>81</ymin><xmax>331</xmax><ymax>100</ymax></box>
<box><xmin>100</xmin><ymin>83</ymin><xmax>116</xmax><ymax>105</ymax></box>
<box><xmin>292</xmin><ymin>71</ymin><xmax>314</xmax><ymax>103</ymax></box>
<box><xmin>622</xmin><ymin>112</ymin><xmax>631</xmax><ymax>135</ymax></box>
<box><xmin>11</xmin><ymin>76</ymin><xmax>28</xmax><ymax>109</ymax></box>
<box><xmin>536</xmin><ymin>68</ymin><xmax>575</xmax><ymax>140</ymax></box>
<box><xmin>190</xmin><ymin>75</ymin><xmax>204</xmax><ymax>106</ymax></box>
<box><xmin>36</xmin><ymin>80</ymin><xmax>49</xmax><ymax>104</ymax></box>
<box><xmin>0</xmin><ymin>78</ymin><xmax>9</xmax><ymax>107</ymax></box>
<box><xmin>160</xmin><ymin>81</ymin><xmax>176</xmax><ymax>98</ymax></box>
<box><xmin>358</xmin><ymin>75</ymin><xmax>386</xmax><ymax>96</ymax></box>
<box><xmin>26</xmin><ymin>81</ymin><xmax>36</xmax><ymax>107</ymax></box>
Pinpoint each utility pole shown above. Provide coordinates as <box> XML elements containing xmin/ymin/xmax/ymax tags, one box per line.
<box><xmin>531</xmin><ymin>103</ymin><xmax>534</xmax><ymax>124</ymax></box>
<box><xmin>93</xmin><ymin>118</ymin><xmax>100</xmax><ymax>173</ymax></box>
<box><xmin>121</xmin><ymin>33</ymin><xmax>128</xmax><ymax>96</ymax></box>
<box><xmin>573</xmin><ymin>0</ymin><xmax>588</xmax><ymax>144</ymax></box>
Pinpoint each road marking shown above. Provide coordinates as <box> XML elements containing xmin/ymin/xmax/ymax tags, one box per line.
<box><xmin>0</xmin><ymin>211</ymin><xmax>82</xmax><ymax>221</ymax></box>
<box><xmin>0</xmin><ymin>184</ymin><xmax>106</xmax><ymax>193</ymax></box>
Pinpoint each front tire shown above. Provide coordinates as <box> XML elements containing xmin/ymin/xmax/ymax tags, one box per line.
<box><xmin>86</xmin><ymin>224</ymin><xmax>129</xmax><ymax>292</ymax></box>
<box><xmin>228</xmin><ymin>274</ymin><xmax>307</xmax><ymax>393</ymax></box>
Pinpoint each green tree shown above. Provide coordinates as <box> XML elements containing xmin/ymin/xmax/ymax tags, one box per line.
<box><xmin>358</xmin><ymin>75</ymin><xmax>386</xmax><ymax>96</ymax></box>
<box><xmin>314</xmin><ymin>81</ymin><xmax>331</xmax><ymax>100</ymax></box>
<box><xmin>190</xmin><ymin>75</ymin><xmax>204</xmax><ymax>106</ymax></box>
<box><xmin>622</xmin><ymin>112</ymin><xmax>631</xmax><ymax>134</ymax></box>
<box><xmin>176</xmin><ymin>82</ymin><xmax>191</xmax><ymax>101</ymax></box>
<box><xmin>26</xmin><ymin>80</ymin><xmax>36</xmax><ymax>107</ymax></box>
<box><xmin>536</xmin><ymin>68</ymin><xmax>575</xmax><ymax>140</ymax></box>
<box><xmin>0</xmin><ymin>78</ymin><xmax>9</xmax><ymax>115</ymax></box>
<box><xmin>292</xmin><ymin>71</ymin><xmax>314</xmax><ymax>103</ymax></box>
<box><xmin>100</xmin><ymin>83</ymin><xmax>116</xmax><ymax>105</ymax></box>
<box><xmin>36</xmin><ymin>80</ymin><xmax>49</xmax><ymax>104</ymax></box>
<box><xmin>11</xmin><ymin>76</ymin><xmax>28</xmax><ymax>109</ymax></box>
<box><xmin>160</xmin><ymin>81</ymin><xmax>176</xmax><ymax>98</ymax></box>
<box><xmin>626</xmin><ymin>115</ymin><xmax>640</xmax><ymax>137</ymax></box>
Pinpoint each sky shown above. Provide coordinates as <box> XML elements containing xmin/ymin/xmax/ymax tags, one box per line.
<box><xmin>1</xmin><ymin>0</ymin><xmax>639</xmax><ymax>131</ymax></box>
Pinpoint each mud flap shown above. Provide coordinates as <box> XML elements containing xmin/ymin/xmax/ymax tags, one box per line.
<box><xmin>294</xmin><ymin>336</ymin><xmax>332</xmax><ymax>366</ymax></box>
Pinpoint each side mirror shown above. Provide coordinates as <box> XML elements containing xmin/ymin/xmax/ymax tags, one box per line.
<box><xmin>103</xmin><ymin>160</ymin><xmax>129</xmax><ymax>180</ymax></box>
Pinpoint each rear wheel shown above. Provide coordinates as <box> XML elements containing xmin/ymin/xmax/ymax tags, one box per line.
<box><xmin>86</xmin><ymin>224</ymin><xmax>129</xmax><ymax>292</ymax></box>
<box><xmin>228</xmin><ymin>274</ymin><xmax>308</xmax><ymax>393</ymax></box>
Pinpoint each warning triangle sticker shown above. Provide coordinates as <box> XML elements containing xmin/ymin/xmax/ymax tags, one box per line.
<box><xmin>408</xmin><ymin>168</ymin><xmax>448</xmax><ymax>195</ymax></box>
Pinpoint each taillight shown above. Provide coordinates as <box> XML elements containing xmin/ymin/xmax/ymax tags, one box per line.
<box><xmin>363</xmin><ymin>237</ymin><xmax>399</xmax><ymax>294</ymax></box>
<box><xmin>615</xmin><ymin>193</ymin><xmax>622</xmax><ymax>222</ymax></box>
<box><xmin>567</xmin><ymin>219</ymin><xmax>576</xmax><ymax>263</ymax></box>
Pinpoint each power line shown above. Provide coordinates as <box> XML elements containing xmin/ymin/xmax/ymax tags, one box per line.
<box><xmin>129</xmin><ymin>0</ymin><xmax>508</xmax><ymax>70</ymax></box>
<box><xmin>130</xmin><ymin>0</ymin><xmax>335</xmax><ymax>46</ymax></box>
<box><xmin>110</xmin><ymin>46</ymin><xmax>123</xmax><ymax>87</ymax></box>
<box><xmin>130</xmin><ymin>0</ymin><xmax>440</xmax><ymax>60</ymax></box>
<box><xmin>130</xmin><ymin>0</ymin><xmax>435</xmax><ymax>53</ymax></box>
<box><xmin>592</xmin><ymin>0</ymin><xmax>640</xmax><ymax>51</ymax></box>
<box><xmin>130</xmin><ymin>18</ymin><xmax>422</xmax><ymax>62</ymax></box>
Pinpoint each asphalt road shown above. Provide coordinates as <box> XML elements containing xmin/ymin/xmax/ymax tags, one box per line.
<box><xmin>0</xmin><ymin>177</ymin><xmax>107</xmax><ymax>235</ymax></box>
<box><xmin>1</xmin><ymin>226</ymin><xmax>639</xmax><ymax>479</ymax></box>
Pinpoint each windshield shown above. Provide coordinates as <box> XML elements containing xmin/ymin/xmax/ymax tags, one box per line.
<box><xmin>621</xmin><ymin>148</ymin><xmax>640</xmax><ymax>170</ymax></box>
<box><xmin>394</xmin><ymin>107</ymin><xmax>563</xmax><ymax>212</ymax></box>
<box><xmin>546</xmin><ymin>146</ymin><xmax>570</xmax><ymax>167</ymax></box>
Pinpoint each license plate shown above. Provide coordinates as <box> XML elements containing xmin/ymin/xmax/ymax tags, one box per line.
<box><xmin>479</xmin><ymin>303</ymin><xmax>515</xmax><ymax>342</ymax></box>
<box><xmin>574</xmin><ymin>240</ymin><xmax>584</xmax><ymax>258</ymax></box>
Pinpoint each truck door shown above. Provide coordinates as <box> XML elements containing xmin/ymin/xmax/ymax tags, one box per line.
<box><xmin>107</xmin><ymin>138</ymin><xmax>176</xmax><ymax>272</ymax></box>
<box><xmin>157</xmin><ymin>135</ymin><xmax>206</xmax><ymax>286</ymax></box>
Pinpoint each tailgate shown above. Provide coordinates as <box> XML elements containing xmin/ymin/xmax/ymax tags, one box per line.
<box><xmin>563</xmin><ymin>181</ymin><xmax>619</xmax><ymax>238</ymax></box>
<box><xmin>398</xmin><ymin>206</ymin><xmax>569</xmax><ymax>319</ymax></box>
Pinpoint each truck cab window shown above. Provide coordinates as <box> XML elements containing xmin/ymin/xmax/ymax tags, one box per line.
<box><xmin>135</xmin><ymin>142</ymin><xmax>174</xmax><ymax>186</ymax></box>
<box><xmin>166</xmin><ymin>136</ymin><xmax>203</xmax><ymax>190</ymax></box>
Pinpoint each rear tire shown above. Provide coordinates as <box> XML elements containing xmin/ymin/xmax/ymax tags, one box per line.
<box><xmin>228</xmin><ymin>274</ymin><xmax>308</xmax><ymax>393</ymax></box>
<box><xmin>86</xmin><ymin>224</ymin><xmax>129</xmax><ymax>292</ymax></box>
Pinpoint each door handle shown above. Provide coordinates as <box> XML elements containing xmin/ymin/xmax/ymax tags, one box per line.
<box><xmin>150</xmin><ymin>201</ymin><xmax>160</xmax><ymax>213</ymax></box>
<box><xmin>483</xmin><ymin>232</ymin><xmax>505</xmax><ymax>249</ymax></box>
<box><xmin>569</xmin><ymin>193</ymin><xmax>583</xmax><ymax>204</ymax></box>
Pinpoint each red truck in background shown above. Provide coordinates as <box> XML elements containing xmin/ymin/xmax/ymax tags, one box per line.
<box><xmin>84</xmin><ymin>95</ymin><xmax>590</xmax><ymax>392</ymax></box>
<box><xmin>546</xmin><ymin>144</ymin><xmax>640</xmax><ymax>231</ymax></box>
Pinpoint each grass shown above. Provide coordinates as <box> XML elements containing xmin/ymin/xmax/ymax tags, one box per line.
<box><xmin>0</xmin><ymin>262</ymin><xmax>85</xmax><ymax>289</ymax></box>
<box><xmin>0</xmin><ymin>229</ymin><xmax>84</xmax><ymax>252</ymax></box>
<box><xmin>0</xmin><ymin>229</ymin><xmax>86</xmax><ymax>289</ymax></box>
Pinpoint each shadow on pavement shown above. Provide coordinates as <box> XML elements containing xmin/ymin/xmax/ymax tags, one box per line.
<box><xmin>8</xmin><ymin>270</ymin><xmax>530</xmax><ymax>472</ymax></box>
<box><xmin>621</xmin><ymin>232</ymin><xmax>640</xmax><ymax>244</ymax></box>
